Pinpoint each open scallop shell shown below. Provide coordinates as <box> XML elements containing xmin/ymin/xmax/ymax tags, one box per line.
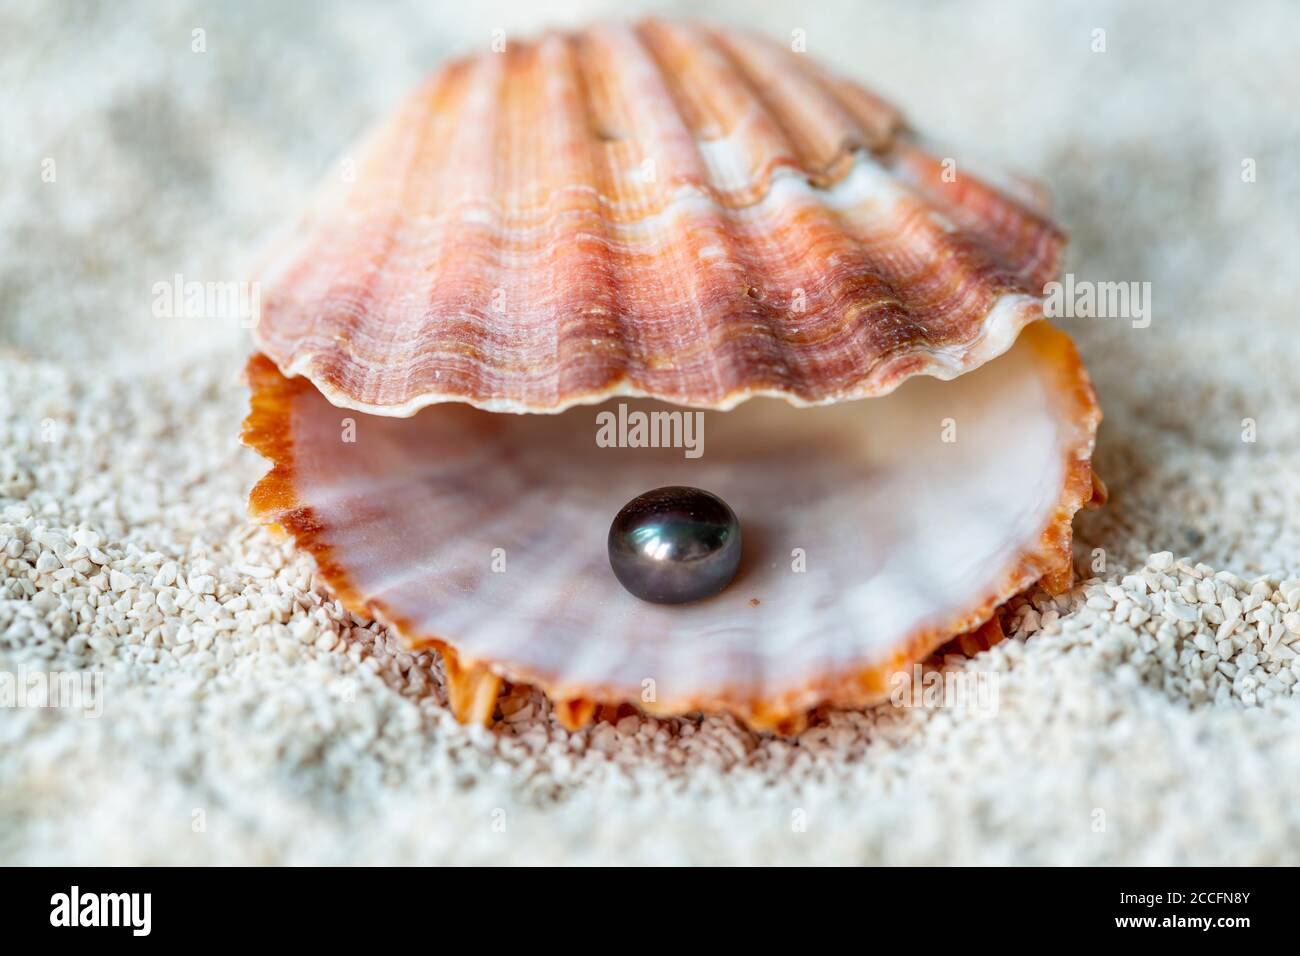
<box><xmin>244</xmin><ymin>321</ymin><xmax>1100</xmax><ymax>732</ymax></box>
<box><xmin>252</xmin><ymin>19</ymin><xmax>1064</xmax><ymax>416</ymax></box>
<box><xmin>243</xmin><ymin>19</ymin><xmax>1102</xmax><ymax>732</ymax></box>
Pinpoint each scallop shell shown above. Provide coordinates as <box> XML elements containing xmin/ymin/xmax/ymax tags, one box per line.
<box><xmin>244</xmin><ymin>321</ymin><xmax>1100</xmax><ymax>732</ymax></box>
<box><xmin>242</xmin><ymin>20</ymin><xmax>1102</xmax><ymax>733</ymax></box>
<box><xmin>252</xmin><ymin>19</ymin><xmax>1064</xmax><ymax>415</ymax></box>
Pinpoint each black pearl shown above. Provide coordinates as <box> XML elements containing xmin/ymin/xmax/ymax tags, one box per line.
<box><xmin>608</xmin><ymin>486</ymin><xmax>742</xmax><ymax>605</ymax></box>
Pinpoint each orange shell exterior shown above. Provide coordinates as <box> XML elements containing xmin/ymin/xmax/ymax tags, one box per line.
<box><xmin>252</xmin><ymin>18</ymin><xmax>1065</xmax><ymax>415</ymax></box>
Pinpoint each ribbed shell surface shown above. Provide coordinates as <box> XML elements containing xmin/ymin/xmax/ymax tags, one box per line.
<box><xmin>253</xmin><ymin>19</ymin><xmax>1065</xmax><ymax>414</ymax></box>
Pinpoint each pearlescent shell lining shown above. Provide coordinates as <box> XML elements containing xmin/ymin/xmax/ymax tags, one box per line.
<box><xmin>252</xmin><ymin>18</ymin><xmax>1065</xmax><ymax>416</ymax></box>
<box><xmin>242</xmin><ymin>322</ymin><xmax>1101</xmax><ymax>732</ymax></box>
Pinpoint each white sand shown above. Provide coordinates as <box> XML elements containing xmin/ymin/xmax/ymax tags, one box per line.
<box><xmin>3</xmin><ymin>0</ymin><xmax>1300</xmax><ymax>864</ymax></box>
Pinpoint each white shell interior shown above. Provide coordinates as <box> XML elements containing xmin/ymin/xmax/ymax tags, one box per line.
<box><xmin>285</xmin><ymin>329</ymin><xmax>1079</xmax><ymax>706</ymax></box>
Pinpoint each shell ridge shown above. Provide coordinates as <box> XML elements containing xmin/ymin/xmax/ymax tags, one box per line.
<box><xmin>888</xmin><ymin>141</ymin><xmax>1066</xmax><ymax>287</ymax></box>
<box><xmin>256</xmin><ymin>64</ymin><xmax>454</xmax><ymax>405</ymax></box>
<box><xmin>269</xmin><ymin>286</ymin><xmax>1045</xmax><ymax>418</ymax></box>
<box><xmin>645</xmin><ymin>60</ymin><xmax>746</xmax><ymax>405</ymax></box>
<box><xmin>637</xmin><ymin>19</ymin><xmax>795</xmax><ymax>198</ymax></box>
<box><xmin>797</xmin><ymin>153</ymin><xmax>1027</xmax><ymax>383</ymax></box>
<box><xmin>773</xmin><ymin>32</ymin><xmax>905</xmax><ymax>158</ymax></box>
<box><xmin>559</xmin><ymin>27</ymin><xmax>634</xmax><ymax>408</ymax></box>
<box><xmin>254</xmin><ymin>21</ymin><xmax>1070</xmax><ymax>415</ymax></box>
<box><xmin>697</xmin><ymin>22</ymin><xmax>843</xmax><ymax>189</ymax></box>
<box><xmin>602</xmin><ymin>21</ymin><xmax>734</xmax><ymax>405</ymax></box>
<box><xmin>566</xmin><ymin>28</ymin><xmax>646</xmax><ymax>405</ymax></box>
<box><xmin>449</xmin><ymin>44</ymin><xmax>514</xmax><ymax>406</ymax></box>
<box><xmin>703</xmin><ymin>22</ymin><xmax>875</xmax><ymax>181</ymax></box>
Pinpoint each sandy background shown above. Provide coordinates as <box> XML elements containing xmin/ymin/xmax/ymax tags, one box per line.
<box><xmin>2</xmin><ymin>0</ymin><xmax>1299</xmax><ymax>864</ymax></box>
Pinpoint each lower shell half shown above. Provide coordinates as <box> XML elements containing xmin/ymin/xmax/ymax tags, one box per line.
<box><xmin>242</xmin><ymin>321</ymin><xmax>1101</xmax><ymax>734</ymax></box>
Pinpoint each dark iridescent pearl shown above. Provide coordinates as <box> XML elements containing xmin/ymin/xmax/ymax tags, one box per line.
<box><xmin>608</xmin><ymin>486</ymin><xmax>742</xmax><ymax>605</ymax></box>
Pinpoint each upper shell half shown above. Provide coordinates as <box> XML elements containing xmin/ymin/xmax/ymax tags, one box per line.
<box><xmin>252</xmin><ymin>18</ymin><xmax>1065</xmax><ymax>415</ymax></box>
